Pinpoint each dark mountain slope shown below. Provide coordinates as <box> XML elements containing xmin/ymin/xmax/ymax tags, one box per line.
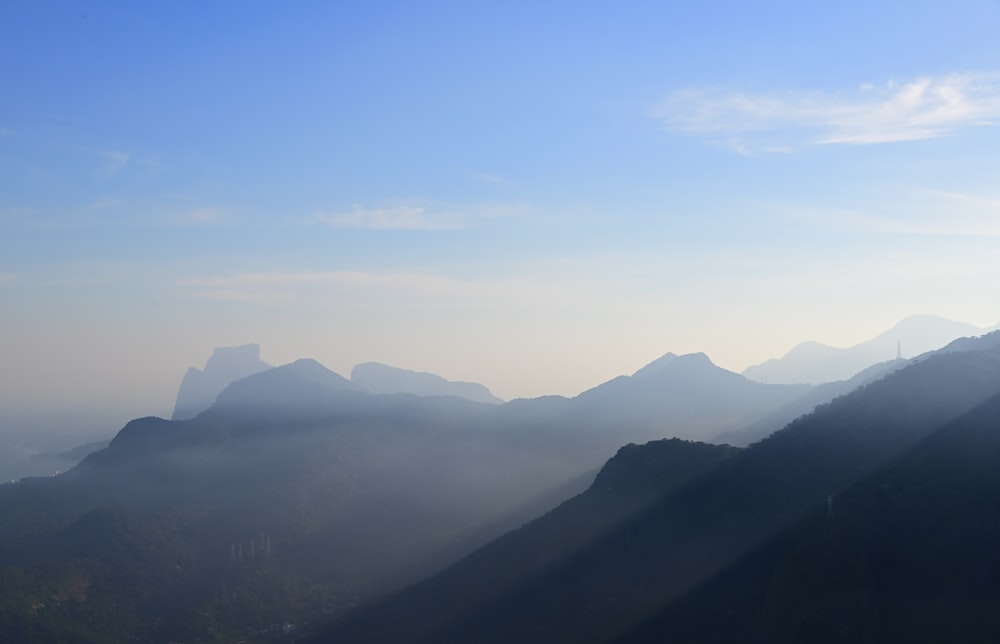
<box><xmin>316</xmin><ymin>344</ymin><xmax>1000</xmax><ymax>644</ymax></box>
<box><xmin>321</xmin><ymin>439</ymin><xmax>739</xmax><ymax>644</ymax></box>
<box><xmin>622</xmin><ymin>388</ymin><xmax>1000</xmax><ymax>644</ymax></box>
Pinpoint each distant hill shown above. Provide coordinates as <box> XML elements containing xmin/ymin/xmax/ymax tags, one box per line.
<box><xmin>743</xmin><ymin>314</ymin><xmax>989</xmax><ymax>384</ymax></box>
<box><xmin>562</xmin><ymin>351</ymin><xmax>812</xmax><ymax>444</ymax></box>
<box><xmin>316</xmin><ymin>336</ymin><xmax>1000</xmax><ymax>644</ymax></box>
<box><xmin>351</xmin><ymin>362</ymin><xmax>503</xmax><ymax>404</ymax></box>
<box><xmin>172</xmin><ymin>344</ymin><xmax>272</xmax><ymax>420</ymax></box>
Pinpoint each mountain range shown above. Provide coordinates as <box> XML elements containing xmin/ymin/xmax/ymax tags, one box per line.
<box><xmin>316</xmin><ymin>331</ymin><xmax>1000</xmax><ymax>644</ymax></box>
<box><xmin>2</xmin><ymin>317</ymin><xmax>997</xmax><ymax>641</ymax></box>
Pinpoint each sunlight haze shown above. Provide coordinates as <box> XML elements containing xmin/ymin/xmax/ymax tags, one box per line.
<box><xmin>3</xmin><ymin>1</ymin><xmax>1000</xmax><ymax>432</ymax></box>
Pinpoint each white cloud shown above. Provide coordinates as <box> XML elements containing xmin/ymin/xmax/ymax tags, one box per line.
<box><xmin>316</xmin><ymin>205</ymin><xmax>458</xmax><ymax>230</ymax></box>
<box><xmin>653</xmin><ymin>72</ymin><xmax>1000</xmax><ymax>149</ymax></box>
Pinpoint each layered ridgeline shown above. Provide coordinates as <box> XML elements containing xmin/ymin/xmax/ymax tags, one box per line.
<box><xmin>3</xmin><ymin>329</ymin><xmax>986</xmax><ymax>642</ymax></box>
<box><xmin>0</xmin><ymin>361</ymin><xmax>539</xmax><ymax>643</ymax></box>
<box><xmin>316</xmin><ymin>332</ymin><xmax>1000</xmax><ymax>644</ymax></box>
<box><xmin>173</xmin><ymin>347</ymin><xmax>504</xmax><ymax>421</ymax></box>
<box><xmin>0</xmin><ymin>349</ymin><xmax>815</xmax><ymax>642</ymax></box>
<box><xmin>716</xmin><ymin>358</ymin><xmax>906</xmax><ymax>446</ymax></box>
<box><xmin>742</xmin><ymin>314</ymin><xmax>993</xmax><ymax>385</ymax></box>
<box><xmin>620</xmin><ymin>387</ymin><xmax>1000</xmax><ymax>644</ymax></box>
<box><xmin>351</xmin><ymin>362</ymin><xmax>503</xmax><ymax>404</ymax></box>
<box><xmin>498</xmin><ymin>352</ymin><xmax>811</xmax><ymax>448</ymax></box>
<box><xmin>172</xmin><ymin>344</ymin><xmax>273</xmax><ymax>420</ymax></box>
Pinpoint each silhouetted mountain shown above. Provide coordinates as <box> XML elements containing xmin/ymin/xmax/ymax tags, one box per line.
<box><xmin>716</xmin><ymin>358</ymin><xmax>906</xmax><ymax>446</ymax></box>
<box><xmin>316</xmin><ymin>338</ymin><xmax>1000</xmax><ymax>644</ymax></box>
<box><xmin>0</xmin><ymin>360</ymin><xmax>596</xmax><ymax>641</ymax></box>
<box><xmin>351</xmin><ymin>362</ymin><xmax>503</xmax><ymax>404</ymax></box>
<box><xmin>743</xmin><ymin>315</ymin><xmax>987</xmax><ymax>384</ymax></box>
<box><xmin>622</xmin><ymin>388</ymin><xmax>1000</xmax><ymax>644</ymax></box>
<box><xmin>213</xmin><ymin>358</ymin><xmax>362</xmax><ymax>412</ymax></box>
<box><xmin>172</xmin><ymin>344</ymin><xmax>272</xmax><ymax>420</ymax></box>
<box><xmin>566</xmin><ymin>352</ymin><xmax>811</xmax><ymax>443</ymax></box>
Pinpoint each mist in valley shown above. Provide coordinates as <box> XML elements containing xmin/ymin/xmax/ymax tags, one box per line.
<box><xmin>5</xmin><ymin>2</ymin><xmax>1000</xmax><ymax>642</ymax></box>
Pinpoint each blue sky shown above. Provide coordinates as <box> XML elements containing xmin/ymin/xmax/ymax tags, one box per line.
<box><xmin>3</xmin><ymin>1</ymin><xmax>1000</xmax><ymax>428</ymax></box>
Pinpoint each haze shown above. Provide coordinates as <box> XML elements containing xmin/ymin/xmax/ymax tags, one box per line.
<box><xmin>3</xmin><ymin>2</ymin><xmax>1000</xmax><ymax>435</ymax></box>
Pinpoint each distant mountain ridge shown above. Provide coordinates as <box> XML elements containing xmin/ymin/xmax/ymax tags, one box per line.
<box><xmin>742</xmin><ymin>314</ymin><xmax>990</xmax><ymax>384</ymax></box>
<box><xmin>351</xmin><ymin>362</ymin><xmax>503</xmax><ymax>404</ymax></box>
<box><xmin>559</xmin><ymin>351</ymin><xmax>812</xmax><ymax>444</ymax></box>
<box><xmin>716</xmin><ymin>358</ymin><xmax>907</xmax><ymax>446</ymax></box>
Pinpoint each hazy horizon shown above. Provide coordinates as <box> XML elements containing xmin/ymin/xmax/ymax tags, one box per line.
<box><xmin>4</xmin><ymin>2</ymin><xmax>1000</xmax><ymax>435</ymax></box>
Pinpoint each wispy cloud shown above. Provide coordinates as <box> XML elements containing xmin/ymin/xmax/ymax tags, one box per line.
<box><xmin>0</xmin><ymin>274</ymin><xmax>11</xmax><ymax>284</ymax></box>
<box><xmin>0</xmin><ymin>128</ymin><xmax>13</xmax><ymax>138</ymax></box>
<box><xmin>178</xmin><ymin>207</ymin><xmax>229</xmax><ymax>225</ymax></box>
<box><xmin>473</xmin><ymin>172</ymin><xmax>517</xmax><ymax>188</ymax></box>
<box><xmin>653</xmin><ymin>72</ymin><xmax>1000</xmax><ymax>150</ymax></box>
<box><xmin>314</xmin><ymin>202</ymin><xmax>526</xmax><ymax>230</ymax></box>
<box><xmin>315</xmin><ymin>205</ymin><xmax>459</xmax><ymax>230</ymax></box>
<box><xmin>98</xmin><ymin>149</ymin><xmax>131</xmax><ymax>176</ymax></box>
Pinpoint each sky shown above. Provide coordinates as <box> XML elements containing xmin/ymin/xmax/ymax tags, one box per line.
<box><xmin>3</xmin><ymin>1</ymin><xmax>1000</xmax><ymax>433</ymax></box>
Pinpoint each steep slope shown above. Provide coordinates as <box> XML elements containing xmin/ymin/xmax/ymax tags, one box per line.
<box><xmin>320</xmin><ymin>439</ymin><xmax>739</xmax><ymax>644</ymax></box>
<box><xmin>172</xmin><ymin>344</ymin><xmax>272</xmax><ymax>420</ymax></box>
<box><xmin>743</xmin><ymin>314</ymin><xmax>987</xmax><ymax>384</ymax></box>
<box><xmin>316</xmin><ymin>342</ymin><xmax>1000</xmax><ymax>644</ymax></box>
<box><xmin>351</xmin><ymin>362</ymin><xmax>503</xmax><ymax>404</ymax></box>
<box><xmin>622</xmin><ymin>389</ymin><xmax>1000</xmax><ymax>644</ymax></box>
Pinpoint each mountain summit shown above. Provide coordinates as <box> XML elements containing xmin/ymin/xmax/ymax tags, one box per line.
<box><xmin>172</xmin><ymin>344</ymin><xmax>272</xmax><ymax>420</ymax></box>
